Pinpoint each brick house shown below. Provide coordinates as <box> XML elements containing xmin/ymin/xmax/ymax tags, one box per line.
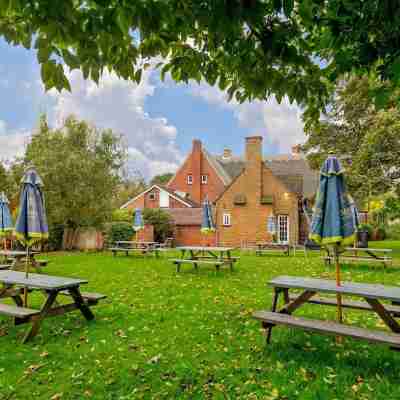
<box><xmin>121</xmin><ymin>137</ymin><xmax>318</xmax><ymax>246</ymax></box>
<box><xmin>214</xmin><ymin>136</ymin><xmax>318</xmax><ymax>247</ymax></box>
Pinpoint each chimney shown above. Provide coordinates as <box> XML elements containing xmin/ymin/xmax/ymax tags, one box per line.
<box><xmin>191</xmin><ymin>139</ymin><xmax>202</xmax><ymax>203</ymax></box>
<box><xmin>245</xmin><ymin>136</ymin><xmax>263</xmax><ymax>163</ymax></box>
<box><xmin>192</xmin><ymin>139</ymin><xmax>202</xmax><ymax>152</ymax></box>
<box><xmin>223</xmin><ymin>148</ymin><xmax>232</xmax><ymax>158</ymax></box>
<box><xmin>291</xmin><ymin>144</ymin><xmax>302</xmax><ymax>157</ymax></box>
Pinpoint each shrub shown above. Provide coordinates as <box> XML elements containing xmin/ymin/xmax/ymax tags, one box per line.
<box><xmin>47</xmin><ymin>223</ymin><xmax>65</xmax><ymax>251</ymax></box>
<box><xmin>112</xmin><ymin>208</ymin><xmax>132</xmax><ymax>222</ymax></box>
<box><xmin>372</xmin><ymin>225</ymin><xmax>386</xmax><ymax>241</ymax></box>
<box><xmin>358</xmin><ymin>223</ymin><xmax>372</xmax><ymax>236</ymax></box>
<box><xmin>142</xmin><ymin>208</ymin><xmax>173</xmax><ymax>242</ymax></box>
<box><xmin>387</xmin><ymin>223</ymin><xmax>400</xmax><ymax>240</ymax></box>
<box><xmin>106</xmin><ymin>222</ymin><xmax>134</xmax><ymax>244</ymax></box>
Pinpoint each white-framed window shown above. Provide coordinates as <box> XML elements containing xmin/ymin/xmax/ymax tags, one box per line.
<box><xmin>267</xmin><ymin>215</ymin><xmax>276</xmax><ymax>233</ymax></box>
<box><xmin>277</xmin><ymin>215</ymin><xmax>289</xmax><ymax>244</ymax></box>
<box><xmin>223</xmin><ymin>213</ymin><xmax>231</xmax><ymax>226</ymax></box>
<box><xmin>187</xmin><ymin>174</ymin><xmax>193</xmax><ymax>185</ymax></box>
<box><xmin>201</xmin><ymin>175</ymin><xmax>208</xmax><ymax>184</ymax></box>
<box><xmin>159</xmin><ymin>190</ymin><xmax>169</xmax><ymax>208</ymax></box>
<box><xmin>148</xmin><ymin>192</ymin><xmax>156</xmax><ymax>201</ymax></box>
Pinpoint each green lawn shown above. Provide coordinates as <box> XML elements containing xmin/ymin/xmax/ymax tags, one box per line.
<box><xmin>1</xmin><ymin>245</ymin><xmax>400</xmax><ymax>400</ymax></box>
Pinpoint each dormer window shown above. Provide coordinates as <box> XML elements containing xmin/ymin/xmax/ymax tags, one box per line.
<box><xmin>201</xmin><ymin>175</ymin><xmax>208</xmax><ymax>184</ymax></box>
<box><xmin>187</xmin><ymin>174</ymin><xmax>193</xmax><ymax>185</ymax></box>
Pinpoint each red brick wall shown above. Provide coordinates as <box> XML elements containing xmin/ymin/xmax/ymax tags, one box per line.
<box><xmin>174</xmin><ymin>225</ymin><xmax>216</xmax><ymax>246</ymax></box>
<box><xmin>124</xmin><ymin>187</ymin><xmax>188</xmax><ymax>210</ymax></box>
<box><xmin>136</xmin><ymin>225</ymin><xmax>154</xmax><ymax>242</ymax></box>
<box><xmin>168</xmin><ymin>140</ymin><xmax>225</xmax><ymax>204</ymax></box>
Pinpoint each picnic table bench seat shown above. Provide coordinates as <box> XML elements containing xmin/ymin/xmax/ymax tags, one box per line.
<box><xmin>253</xmin><ymin>311</ymin><xmax>400</xmax><ymax>348</ymax></box>
<box><xmin>0</xmin><ymin>303</ymin><xmax>39</xmax><ymax>318</ymax></box>
<box><xmin>0</xmin><ymin>264</ymin><xmax>12</xmax><ymax>270</ymax></box>
<box><xmin>59</xmin><ymin>290</ymin><xmax>107</xmax><ymax>304</ymax></box>
<box><xmin>170</xmin><ymin>258</ymin><xmax>227</xmax><ymax>272</ymax></box>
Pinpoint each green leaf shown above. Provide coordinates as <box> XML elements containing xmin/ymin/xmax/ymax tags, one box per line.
<box><xmin>283</xmin><ymin>0</ymin><xmax>294</xmax><ymax>16</ymax></box>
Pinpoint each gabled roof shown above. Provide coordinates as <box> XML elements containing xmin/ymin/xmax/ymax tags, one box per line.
<box><xmin>210</xmin><ymin>153</ymin><xmax>318</xmax><ymax>198</ymax></box>
<box><xmin>120</xmin><ymin>184</ymin><xmax>196</xmax><ymax>209</ymax></box>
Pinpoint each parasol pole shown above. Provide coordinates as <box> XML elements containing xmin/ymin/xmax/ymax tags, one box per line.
<box><xmin>334</xmin><ymin>243</ymin><xmax>343</xmax><ymax>343</ymax></box>
<box><xmin>23</xmin><ymin>245</ymin><xmax>29</xmax><ymax>307</ymax></box>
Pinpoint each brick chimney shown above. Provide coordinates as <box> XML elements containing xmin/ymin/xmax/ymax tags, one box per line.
<box><xmin>245</xmin><ymin>136</ymin><xmax>263</xmax><ymax>163</ymax></box>
<box><xmin>244</xmin><ymin>136</ymin><xmax>263</xmax><ymax>202</ymax></box>
<box><xmin>223</xmin><ymin>148</ymin><xmax>232</xmax><ymax>158</ymax></box>
<box><xmin>291</xmin><ymin>144</ymin><xmax>302</xmax><ymax>158</ymax></box>
<box><xmin>191</xmin><ymin>139</ymin><xmax>202</xmax><ymax>204</ymax></box>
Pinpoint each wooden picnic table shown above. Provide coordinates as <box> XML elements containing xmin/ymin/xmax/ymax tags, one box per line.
<box><xmin>172</xmin><ymin>246</ymin><xmax>239</xmax><ymax>272</ymax></box>
<box><xmin>0</xmin><ymin>271</ymin><xmax>106</xmax><ymax>343</ymax></box>
<box><xmin>255</xmin><ymin>242</ymin><xmax>291</xmax><ymax>256</ymax></box>
<box><xmin>0</xmin><ymin>250</ymin><xmax>44</xmax><ymax>272</ymax></box>
<box><xmin>109</xmin><ymin>241</ymin><xmax>160</xmax><ymax>257</ymax></box>
<box><xmin>324</xmin><ymin>247</ymin><xmax>393</xmax><ymax>268</ymax></box>
<box><xmin>253</xmin><ymin>275</ymin><xmax>400</xmax><ymax>349</ymax></box>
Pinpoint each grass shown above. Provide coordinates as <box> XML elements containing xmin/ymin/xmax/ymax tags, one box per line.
<box><xmin>0</xmin><ymin>244</ymin><xmax>400</xmax><ymax>400</ymax></box>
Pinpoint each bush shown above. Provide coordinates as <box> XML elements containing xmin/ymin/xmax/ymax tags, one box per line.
<box><xmin>106</xmin><ymin>222</ymin><xmax>134</xmax><ymax>245</ymax></box>
<box><xmin>372</xmin><ymin>225</ymin><xmax>386</xmax><ymax>241</ymax></box>
<box><xmin>112</xmin><ymin>208</ymin><xmax>132</xmax><ymax>223</ymax></box>
<box><xmin>47</xmin><ymin>223</ymin><xmax>65</xmax><ymax>251</ymax></box>
<box><xmin>359</xmin><ymin>223</ymin><xmax>373</xmax><ymax>236</ymax></box>
<box><xmin>387</xmin><ymin>223</ymin><xmax>400</xmax><ymax>240</ymax></box>
<box><xmin>143</xmin><ymin>208</ymin><xmax>173</xmax><ymax>242</ymax></box>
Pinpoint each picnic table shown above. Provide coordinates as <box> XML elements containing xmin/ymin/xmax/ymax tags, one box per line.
<box><xmin>172</xmin><ymin>246</ymin><xmax>239</xmax><ymax>272</ymax></box>
<box><xmin>323</xmin><ymin>247</ymin><xmax>393</xmax><ymax>268</ymax></box>
<box><xmin>109</xmin><ymin>241</ymin><xmax>160</xmax><ymax>257</ymax></box>
<box><xmin>253</xmin><ymin>275</ymin><xmax>400</xmax><ymax>349</ymax></box>
<box><xmin>0</xmin><ymin>270</ymin><xmax>106</xmax><ymax>343</ymax></box>
<box><xmin>255</xmin><ymin>242</ymin><xmax>291</xmax><ymax>256</ymax></box>
<box><xmin>0</xmin><ymin>250</ymin><xmax>45</xmax><ymax>272</ymax></box>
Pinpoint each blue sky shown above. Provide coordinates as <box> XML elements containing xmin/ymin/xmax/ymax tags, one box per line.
<box><xmin>0</xmin><ymin>38</ymin><xmax>305</xmax><ymax>180</ymax></box>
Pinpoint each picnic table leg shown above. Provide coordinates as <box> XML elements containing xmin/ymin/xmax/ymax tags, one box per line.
<box><xmin>67</xmin><ymin>287</ymin><xmax>95</xmax><ymax>321</ymax></box>
<box><xmin>266</xmin><ymin>288</ymin><xmax>281</xmax><ymax>344</ymax></box>
<box><xmin>23</xmin><ymin>290</ymin><xmax>58</xmax><ymax>343</ymax></box>
<box><xmin>227</xmin><ymin>250</ymin><xmax>233</xmax><ymax>272</ymax></box>
<box><xmin>365</xmin><ymin>298</ymin><xmax>400</xmax><ymax>333</ymax></box>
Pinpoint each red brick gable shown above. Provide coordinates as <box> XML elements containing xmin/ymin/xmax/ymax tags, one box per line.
<box><xmin>167</xmin><ymin>140</ymin><xmax>226</xmax><ymax>204</ymax></box>
<box><xmin>121</xmin><ymin>185</ymin><xmax>193</xmax><ymax>210</ymax></box>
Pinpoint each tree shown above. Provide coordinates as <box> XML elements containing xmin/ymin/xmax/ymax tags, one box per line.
<box><xmin>24</xmin><ymin>115</ymin><xmax>126</xmax><ymax>228</ymax></box>
<box><xmin>142</xmin><ymin>208</ymin><xmax>173</xmax><ymax>242</ymax></box>
<box><xmin>150</xmin><ymin>173</ymin><xmax>174</xmax><ymax>186</ymax></box>
<box><xmin>114</xmin><ymin>174</ymin><xmax>147</xmax><ymax>209</ymax></box>
<box><xmin>0</xmin><ymin>162</ymin><xmax>10</xmax><ymax>197</ymax></box>
<box><xmin>2</xmin><ymin>1</ymin><xmax>400</xmax><ymax>114</ymax></box>
<box><xmin>303</xmin><ymin>76</ymin><xmax>400</xmax><ymax>203</ymax></box>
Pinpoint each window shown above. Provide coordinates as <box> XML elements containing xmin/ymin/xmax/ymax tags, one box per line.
<box><xmin>223</xmin><ymin>213</ymin><xmax>231</xmax><ymax>226</ymax></box>
<box><xmin>267</xmin><ymin>216</ymin><xmax>276</xmax><ymax>233</ymax></box>
<box><xmin>187</xmin><ymin>174</ymin><xmax>193</xmax><ymax>185</ymax></box>
<box><xmin>201</xmin><ymin>175</ymin><xmax>208</xmax><ymax>184</ymax></box>
<box><xmin>277</xmin><ymin>215</ymin><xmax>289</xmax><ymax>244</ymax></box>
<box><xmin>148</xmin><ymin>192</ymin><xmax>156</xmax><ymax>201</ymax></box>
<box><xmin>159</xmin><ymin>190</ymin><xmax>169</xmax><ymax>208</ymax></box>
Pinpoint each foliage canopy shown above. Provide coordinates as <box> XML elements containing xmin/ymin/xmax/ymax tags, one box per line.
<box><xmin>24</xmin><ymin>115</ymin><xmax>126</xmax><ymax>228</ymax></box>
<box><xmin>2</xmin><ymin>1</ymin><xmax>400</xmax><ymax>116</ymax></box>
<box><xmin>303</xmin><ymin>77</ymin><xmax>400</xmax><ymax>202</ymax></box>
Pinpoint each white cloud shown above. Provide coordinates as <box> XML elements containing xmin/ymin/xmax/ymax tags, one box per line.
<box><xmin>0</xmin><ymin>120</ymin><xmax>6</xmax><ymax>135</ymax></box>
<box><xmin>190</xmin><ymin>83</ymin><xmax>305</xmax><ymax>152</ymax></box>
<box><xmin>0</xmin><ymin>122</ymin><xmax>31</xmax><ymax>161</ymax></box>
<box><xmin>46</xmin><ymin>69</ymin><xmax>182</xmax><ymax>180</ymax></box>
